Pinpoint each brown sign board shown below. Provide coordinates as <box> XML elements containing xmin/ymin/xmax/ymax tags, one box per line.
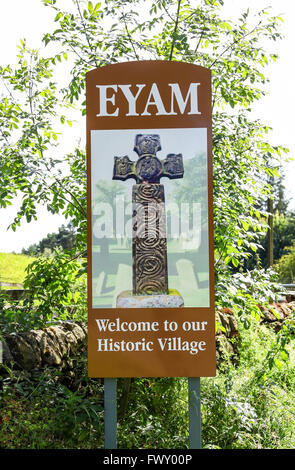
<box><xmin>86</xmin><ymin>61</ymin><xmax>216</xmax><ymax>377</ymax></box>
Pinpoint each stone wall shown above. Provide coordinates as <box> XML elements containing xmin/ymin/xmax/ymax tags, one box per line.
<box><xmin>2</xmin><ymin>315</ymin><xmax>239</xmax><ymax>373</ymax></box>
<box><xmin>2</xmin><ymin>322</ymin><xmax>87</xmax><ymax>372</ymax></box>
<box><xmin>216</xmin><ymin>307</ymin><xmax>240</xmax><ymax>365</ymax></box>
<box><xmin>2</xmin><ymin>302</ymin><xmax>294</xmax><ymax>374</ymax></box>
<box><xmin>259</xmin><ymin>301</ymin><xmax>295</xmax><ymax>332</ymax></box>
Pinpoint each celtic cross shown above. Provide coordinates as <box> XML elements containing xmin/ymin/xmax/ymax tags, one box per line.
<box><xmin>113</xmin><ymin>134</ymin><xmax>184</xmax><ymax>295</ymax></box>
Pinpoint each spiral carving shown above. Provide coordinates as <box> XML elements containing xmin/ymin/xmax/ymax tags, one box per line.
<box><xmin>133</xmin><ymin>183</ymin><xmax>164</xmax><ymax>203</ymax></box>
<box><xmin>132</xmin><ymin>183</ymin><xmax>168</xmax><ymax>295</ymax></box>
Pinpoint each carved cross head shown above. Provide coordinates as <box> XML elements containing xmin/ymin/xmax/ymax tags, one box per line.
<box><xmin>113</xmin><ymin>134</ymin><xmax>184</xmax><ymax>184</ymax></box>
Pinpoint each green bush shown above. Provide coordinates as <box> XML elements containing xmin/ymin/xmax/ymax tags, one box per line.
<box><xmin>0</xmin><ymin>362</ymin><xmax>104</xmax><ymax>449</ymax></box>
<box><xmin>275</xmin><ymin>242</ymin><xmax>295</xmax><ymax>283</ymax></box>
<box><xmin>201</xmin><ymin>317</ymin><xmax>295</xmax><ymax>449</ymax></box>
<box><xmin>0</xmin><ymin>249</ymin><xmax>87</xmax><ymax>334</ymax></box>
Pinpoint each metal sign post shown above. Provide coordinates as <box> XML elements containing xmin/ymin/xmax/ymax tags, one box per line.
<box><xmin>188</xmin><ymin>377</ymin><xmax>201</xmax><ymax>449</ymax></box>
<box><xmin>103</xmin><ymin>377</ymin><xmax>201</xmax><ymax>449</ymax></box>
<box><xmin>104</xmin><ymin>378</ymin><xmax>117</xmax><ymax>449</ymax></box>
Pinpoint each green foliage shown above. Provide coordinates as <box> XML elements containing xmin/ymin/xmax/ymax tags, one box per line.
<box><xmin>0</xmin><ymin>357</ymin><xmax>104</xmax><ymax>448</ymax></box>
<box><xmin>0</xmin><ymin>41</ymin><xmax>86</xmax><ymax>251</ymax></box>
<box><xmin>0</xmin><ymin>249</ymin><xmax>87</xmax><ymax>334</ymax></box>
<box><xmin>266</xmin><ymin>312</ymin><xmax>295</xmax><ymax>370</ymax></box>
<box><xmin>215</xmin><ymin>267</ymin><xmax>283</xmax><ymax>328</ymax></box>
<box><xmin>117</xmin><ymin>378</ymin><xmax>188</xmax><ymax>448</ymax></box>
<box><xmin>202</xmin><ymin>317</ymin><xmax>295</xmax><ymax>449</ymax></box>
<box><xmin>22</xmin><ymin>249</ymin><xmax>87</xmax><ymax>328</ymax></box>
<box><xmin>213</xmin><ymin>114</ymin><xmax>282</xmax><ymax>270</ymax></box>
<box><xmin>271</xmin><ymin>212</ymin><xmax>295</xmax><ymax>263</ymax></box>
<box><xmin>271</xmin><ymin>173</ymin><xmax>291</xmax><ymax>215</ymax></box>
<box><xmin>275</xmin><ymin>241</ymin><xmax>295</xmax><ymax>283</ymax></box>
<box><xmin>245</xmin><ymin>206</ymin><xmax>295</xmax><ymax>271</ymax></box>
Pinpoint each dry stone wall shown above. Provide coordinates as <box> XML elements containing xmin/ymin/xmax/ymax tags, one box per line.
<box><xmin>216</xmin><ymin>307</ymin><xmax>240</xmax><ymax>365</ymax></box>
<box><xmin>2</xmin><ymin>322</ymin><xmax>87</xmax><ymax>372</ymax></box>
<box><xmin>2</xmin><ymin>302</ymin><xmax>295</xmax><ymax>374</ymax></box>
<box><xmin>259</xmin><ymin>301</ymin><xmax>295</xmax><ymax>331</ymax></box>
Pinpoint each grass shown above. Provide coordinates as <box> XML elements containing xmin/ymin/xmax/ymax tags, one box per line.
<box><xmin>0</xmin><ymin>362</ymin><xmax>105</xmax><ymax>449</ymax></box>
<box><xmin>0</xmin><ymin>252</ymin><xmax>36</xmax><ymax>285</ymax></box>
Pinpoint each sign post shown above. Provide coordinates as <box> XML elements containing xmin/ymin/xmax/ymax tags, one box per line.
<box><xmin>104</xmin><ymin>378</ymin><xmax>117</xmax><ymax>449</ymax></box>
<box><xmin>189</xmin><ymin>377</ymin><xmax>201</xmax><ymax>449</ymax></box>
<box><xmin>86</xmin><ymin>61</ymin><xmax>215</xmax><ymax>449</ymax></box>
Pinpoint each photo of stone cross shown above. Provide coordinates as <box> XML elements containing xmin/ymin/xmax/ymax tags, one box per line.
<box><xmin>113</xmin><ymin>134</ymin><xmax>184</xmax><ymax>299</ymax></box>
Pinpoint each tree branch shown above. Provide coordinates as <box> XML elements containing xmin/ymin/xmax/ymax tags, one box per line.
<box><xmin>169</xmin><ymin>0</ymin><xmax>182</xmax><ymax>61</ymax></box>
<box><xmin>123</xmin><ymin>15</ymin><xmax>140</xmax><ymax>61</ymax></box>
<box><xmin>74</xmin><ymin>0</ymin><xmax>99</xmax><ymax>67</ymax></box>
<box><xmin>208</xmin><ymin>20</ymin><xmax>263</xmax><ymax>69</ymax></box>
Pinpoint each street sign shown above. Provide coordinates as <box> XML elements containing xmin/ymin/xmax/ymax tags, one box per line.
<box><xmin>86</xmin><ymin>61</ymin><xmax>216</xmax><ymax>378</ymax></box>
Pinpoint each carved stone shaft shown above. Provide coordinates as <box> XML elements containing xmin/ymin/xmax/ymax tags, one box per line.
<box><xmin>132</xmin><ymin>183</ymin><xmax>168</xmax><ymax>295</ymax></box>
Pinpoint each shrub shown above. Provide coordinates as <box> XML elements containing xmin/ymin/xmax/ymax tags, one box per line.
<box><xmin>275</xmin><ymin>242</ymin><xmax>295</xmax><ymax>283</ymax></box>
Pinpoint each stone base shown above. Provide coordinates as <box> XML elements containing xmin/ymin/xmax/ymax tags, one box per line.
<box><xmin>116</xmin><ymin>289</ymin><xmax>184</xmax><ymax>308</ymax></box>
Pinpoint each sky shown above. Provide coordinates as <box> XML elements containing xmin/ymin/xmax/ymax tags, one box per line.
<box><xmin>0</xmin><ymin>0</ymin><xmax>294</xmax><ymax>253</ymax></box>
